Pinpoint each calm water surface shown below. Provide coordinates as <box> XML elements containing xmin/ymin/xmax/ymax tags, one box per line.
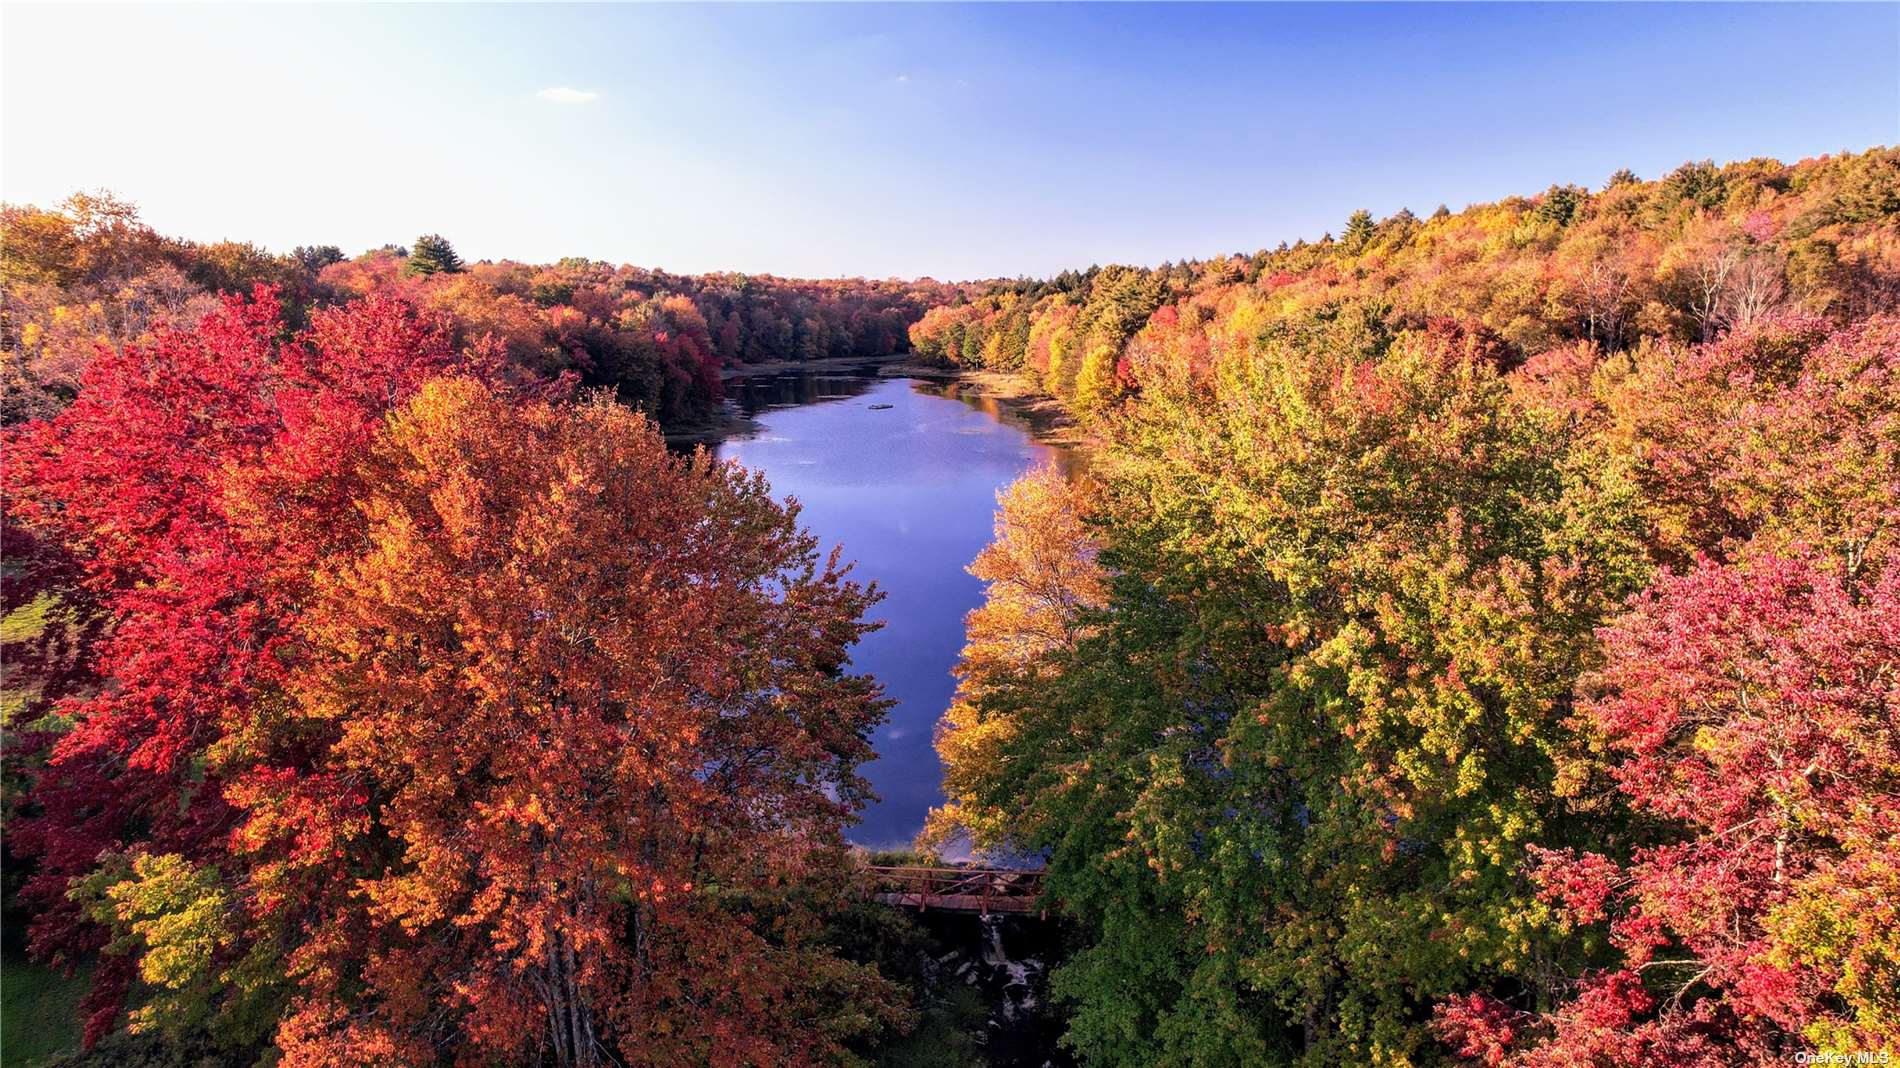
<box><xmin>711</xmin><ymin>366</ymin><xmax>1064</xmax><ymax>848</ymax></box>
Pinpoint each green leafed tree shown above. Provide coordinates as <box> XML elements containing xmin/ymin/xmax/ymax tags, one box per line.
<box><xmin>936</xmin><ymin>305</ymin><xmax>1653</xmax><ymax>1065</ymax></box>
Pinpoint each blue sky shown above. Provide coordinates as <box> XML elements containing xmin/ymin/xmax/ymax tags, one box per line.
<box><xmin>4</xmin><ymin>3</ymin><xmax>1895</xmax><ymax>280</ymax></box>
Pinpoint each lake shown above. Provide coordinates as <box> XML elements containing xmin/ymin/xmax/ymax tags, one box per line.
<box><xmin>710</xmin><ymin>365</ymin><xmax>1066</xmax><ymax>848</ymax></box>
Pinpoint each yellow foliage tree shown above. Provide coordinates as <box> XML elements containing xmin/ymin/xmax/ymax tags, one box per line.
<box><xmin>925</xmin><ymin>465</ymin><xmax>1104</xmax><ymax>852</ymax></box>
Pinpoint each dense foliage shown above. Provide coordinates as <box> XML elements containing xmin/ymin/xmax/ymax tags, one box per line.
<box><xmin>933</xmin><ymin>149</ymin><xmax>1900</xmax><ymax>1065</ymax></box>
<box><xmin>4</xmin><ymin>148</ymin><xmax>1895</xmax><ymax>1065</ymax></box>
<box><xmin>2</xmin><ymin>290</ymin><xmax>908</xmax><ymax>1064</ymax></box>
<box><xmin>910</xmin><ymin>150</ymin><xmax>1898</xmax><ymax>415</ymax></box>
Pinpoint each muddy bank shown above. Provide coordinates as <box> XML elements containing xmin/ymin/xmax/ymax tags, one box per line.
<box><xmin>881</xmin><ymin>363</ymin><xmax>1087</xmax><ymax>454</ymax></box>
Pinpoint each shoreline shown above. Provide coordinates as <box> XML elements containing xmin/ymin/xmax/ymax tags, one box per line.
<box><xmin>670</xmin><ymin>358</ymin><xmax>1087</xmax><ymax>454</ymax></box>
<box><xmin>716</xmin><ymin>352</ymin><xmax>911</xmax><ymax>380</ymax></box>
<box><xmin>887</xmin><ymin>364</ymin><xmax>1087</xmax><ymax>453</ymax></box>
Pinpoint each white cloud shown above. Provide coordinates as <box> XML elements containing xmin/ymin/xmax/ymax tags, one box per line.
<box><xmin>536</xmin><ymin>87</ymin><xmax>599</xmax><ymax>104</ymax></box>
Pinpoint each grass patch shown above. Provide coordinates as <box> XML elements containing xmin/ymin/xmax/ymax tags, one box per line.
<box><xmin>860</xmin><ymin>848</ymin><xmax>941</xmax><ymax>868</ymax></box>
<box><xmin>1</xmin><ymin>953</ymin><xmax>88</xmax><ymax>1068</ymax></box>
<box><xmin>0</xmin><ymin>595</ymin><xmax>54</xmax><ymax>647</ymax></box>
<box><xmin>2</xmin><ymin>594</ymin><xmax>56</xmax><ymax>728</ymax></box>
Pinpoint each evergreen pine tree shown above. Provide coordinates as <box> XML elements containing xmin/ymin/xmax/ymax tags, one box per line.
<box><xmin>1344</xmin><ymin>208</ymin><xmax>1376</xmax><ymax>250</ymax></box>
<box><xmin>405</xmin><ymin>233</ymin><xmax>465</xmax><ymax>276</ymax></box>
<box><xmin>292</xmin><ymin>244</ymin><xmax>345</xmax><ymax>273</ymax></box>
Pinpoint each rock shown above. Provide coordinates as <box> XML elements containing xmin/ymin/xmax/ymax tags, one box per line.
<box><xmin>908</xmin><ymin>911</ymin><xmax>1072</xmax><ymax>1065</ymax></box>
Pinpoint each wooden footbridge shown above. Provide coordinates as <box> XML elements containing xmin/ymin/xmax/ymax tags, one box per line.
<box><xmin>863</xmin><ymin>866</ymin><xmax>1046</xmax><ymax>915</ymax></box>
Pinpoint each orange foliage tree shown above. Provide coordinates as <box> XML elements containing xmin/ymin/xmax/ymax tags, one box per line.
<box><xmin>252</xmin><ymin>379</ymin><xmax>903</xmax><ymax>1066</ymax></box>
<box><xmin>6</xmin><ymin>288</ymin><xmax>906</xmax><ymax>1064</ymax></box>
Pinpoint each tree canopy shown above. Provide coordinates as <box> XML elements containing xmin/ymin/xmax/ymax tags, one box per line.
<box><xmin>4</xmin><ymin>146</ymin><xmax>1897</xmax><ymax>1066</ymax></box>
<box><xmin>402</xmin><ymin>233</ymin><xmax>464</xmax><ymax>276</ymax></box>
<box><xmin>931</xmin><ymin>149</ymin><xmax>1900</xmax><ymax>1066</ymax></box>
<box><xmin>4</xmin><ymin>290</ymin><xmax>905</xmax><ymax>1065</ymax></box>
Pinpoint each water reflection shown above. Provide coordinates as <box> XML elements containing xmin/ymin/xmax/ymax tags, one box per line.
<box><xmin>709</xmin><ymin>369</ymin><xmax>1063</xmax><ymax>848</ymax></box>
<box><xmin>911</xmin><ymin>378</ymin><xmax>1088</xmax><ymax>480</ymax></box>
<box><xmin>723</xmin><ymin>365</ymin><xmax>888</xmax><ymax>417</ymax></box>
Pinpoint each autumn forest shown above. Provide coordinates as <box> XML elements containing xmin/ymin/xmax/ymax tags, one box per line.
<box><xmin>4</xmin><ymin>142</ymin><xmax>1899</xmax><ymax>1068</ymax></box>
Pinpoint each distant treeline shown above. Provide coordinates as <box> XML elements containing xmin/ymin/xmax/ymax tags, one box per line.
<box><xmin>910</xmin><ymin>149</ymin><xmax>1898</xmax><ymax>413</ymax></box>
<box><xmin>1</xmin><ymin>195</ymin><xmax>952</xmax><ymax>428</ymax></box>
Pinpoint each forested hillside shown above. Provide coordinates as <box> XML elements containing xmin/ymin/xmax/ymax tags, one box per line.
<box><xmin>2</xmin><ymin>288</ymin><xmax>925</xmax><ymax>1065</ymax></box>
<box><xmin>1</xmin><ymin>192</ymin><xmax>979</xmax><ymax>1068</ymax></box>
<box><xmin>928</xmin><ymin>148</ymin><xmax>1900</xmax><ymax>1065</ymax></box>
<box><xmin>1</xmin><ymin>194</ymin><xmax>946</xmax><ymax>429</ymax></box>
<box><xmin>909</xmin><ymin>150</ymin><xmax>1897</xmax><ymax>410</ymax></box>
<box><xmin>1</xmin><ymin>147</ymin><xmax>1895</xmax><ymax>1067</ymax></box>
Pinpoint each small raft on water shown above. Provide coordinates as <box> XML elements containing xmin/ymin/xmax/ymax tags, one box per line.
<box><xmin>868</xmin><ymin>403</ymin><xmax>894</xmax><ymax>410</ymax></box>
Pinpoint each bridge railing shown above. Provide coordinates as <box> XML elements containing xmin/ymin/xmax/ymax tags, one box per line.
<box><xmin>861</xmin><ymin>865</ymin><xmax>1045</xmax><ymax>915</ymax></box>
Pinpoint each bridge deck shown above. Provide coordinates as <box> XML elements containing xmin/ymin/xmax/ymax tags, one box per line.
<box><xmin>862</xmin><ymin>865</ymin><xmax>1046</xmax><ymax>915</ymax></box>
